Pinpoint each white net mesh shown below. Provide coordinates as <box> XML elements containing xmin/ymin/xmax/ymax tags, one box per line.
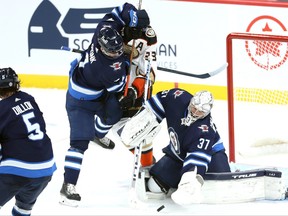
<box><xmin>228</xmin><ymin>33</ymin><xmax>288</xmax><ymax>160</ymax></box>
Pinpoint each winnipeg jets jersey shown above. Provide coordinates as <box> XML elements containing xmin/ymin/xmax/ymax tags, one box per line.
<box><xmin>145</xmin><ymin>88</ymin><xmax>226</xmax><ymax>176</ymax></box>
<box><xmin>68</xmin><ymin>43</ymin><xmax>128</xmax><ymax>101</ymax></box>
<box><xmin>68</xmin><ymin>8</ymin><xmax>131</xmax><ymax>101</ymax></box>
<box><xmin>0</xmin><ymin>91</ymin><xmax>56</xmax><ymax>178</ymax></box>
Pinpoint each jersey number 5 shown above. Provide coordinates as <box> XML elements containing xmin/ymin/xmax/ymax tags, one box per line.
<box><xmin>22</xmin><ymin>112</ymin><xmax>44</xmax><ymax>140</ymax></box>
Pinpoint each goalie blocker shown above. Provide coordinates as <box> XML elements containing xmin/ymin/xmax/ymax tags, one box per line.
<box><xmin>135</xmin><ymin>168</ymin><xmax>287</xmax><ymax>204</ymax></box>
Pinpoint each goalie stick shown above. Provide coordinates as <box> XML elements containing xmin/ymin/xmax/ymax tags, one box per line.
<box><xmin>60</xmin><ymin>46</ymin><xmax>228</xmax><ymax>79</ymax></box>
<box><xmin>138</xmin><ymin>168</ymin><xmax>287</xmax><ymax>204</ymax></box>
<box><xmin>157</xmin><ymin>63</ymin><xmax>228</xmax><ymax>79</ymax></box>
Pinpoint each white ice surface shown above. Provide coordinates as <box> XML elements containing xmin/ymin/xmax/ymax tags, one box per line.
<box><xmin>1</xmin><ymin>88</ymin><xmax>287</xmax><ymax>215</ymax></box>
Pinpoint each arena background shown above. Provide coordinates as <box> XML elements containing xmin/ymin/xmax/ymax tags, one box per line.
<box><xmin>1</xmin><ymin>0</ymin><xmax>288</xmax><ymax>100</ymax></box>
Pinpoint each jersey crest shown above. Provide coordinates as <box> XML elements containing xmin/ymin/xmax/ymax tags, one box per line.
<box><xmin>168</xmin><ymin>127</ymin><xmax>180</xmax><ymax>154</ymax></box>
<box><xmin>110</xmin><ymin>62</ymin><xmax>122</xmax><ymax>71</ymax></box>
<box><xmin>173</xmin><ymin>90</ymin><xmax>184</xmax><ymax>99</ymax></box>
<box><xmin>198</xmin><ymin>124</ymin><xmax>209</xmax><ymax>132</ymax></box>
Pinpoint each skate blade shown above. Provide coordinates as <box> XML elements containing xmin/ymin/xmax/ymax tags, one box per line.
<box><xmin>59</xmin><ymin>195</ymin><xmax>80</xmax><ymax>207</ymax></box>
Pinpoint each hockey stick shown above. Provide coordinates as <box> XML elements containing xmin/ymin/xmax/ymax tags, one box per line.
<box><xmin>129</xmin><ymin>58</ymin><xmax>152</xmax><ymax>206</ymax></box>
<box><xmin>60</xmin><ymin>46</ymin><xmax>227</xmax><ymax>79</ymax></box>
<box><xmin>143</xmin><ymin>57</ymin><xmax>152</xmax><ymax>101</ymax></box>
<box><xmin>129</xmin><ymin>139</ymin><xmax>145</xmax><ymax>207</ymax></box>
<box><xmin>60</xmin><ymin>46</ymin><xmax>83</xmax><ymax>53</ymax></box>
<box><xmin>124</xmin><ymin>0</ymin><xmax>143</xmax><ymax>97</ymax></box>
<box><xmin>157</xmin><ymin>62</ymin><xmax>228</xmax><ymax>79</ymax></box>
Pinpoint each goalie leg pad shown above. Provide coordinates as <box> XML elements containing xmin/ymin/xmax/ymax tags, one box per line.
<box><xmin>201</xmin><ymin>168</ymin><xmax>286</xmax><ymax>203</ymax></box>
<box><xmin>117</xmin><ymin>107</ymin><xmax>160</xmax><ymax>147</ymax></box>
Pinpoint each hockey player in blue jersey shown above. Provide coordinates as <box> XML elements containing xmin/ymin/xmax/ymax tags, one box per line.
<box><xmin>118</xmin><ymin>88</ymin><xmax>231</xmax><ymax>205</ymax></box>
<box><xmin>60</xmin><ymin>2</ymin><xmax>151</xmax><ymax>206</ymax></box>
<box><xmin>0</xmin><ymin>68</ymin><xmax>56</xmax><ymax>216</ymax></box>
<box><xmin>95</xmin><ymin>20</ymin><xmax>158</xmax><ymax>166</ymax></box>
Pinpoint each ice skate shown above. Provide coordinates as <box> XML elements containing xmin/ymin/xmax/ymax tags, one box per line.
<box><xmin>59</xmin><ymin>183</ymin><xmax>81</xmax><ymax>207</ymax></box>
<box><xmin>92</xmin><ymin>136</ymin><xmax>115</xmax><ymax>149</ymax></box>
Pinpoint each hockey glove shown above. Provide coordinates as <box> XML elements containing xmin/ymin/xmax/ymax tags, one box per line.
<box><xmin>142</xmin><ymin>27</ymin><xmax>157</xmax><ymax>45</ymax></box>
<box><xmin>128</xmin><ymin>9</ymin><xmax>150</xmax><ymax>28</ymax></box>
<box><xmin>119</xmin><ymin>87</ymin><xmax>137</xmax><ymax>110</ymax></box>
<box><xmin>136</xmin><ymin>10</ymin><xmax>150</xmax><ymax>28</ymax></box>
<box><xmin>123</xmin><ymin>26</ymin><xmax>157</xmax><ymax>46</ymax></box>
<box><xmin>122</xmin><ymin>27</ymin><xmax>143</xmax><ymax>43</ymax></box>
<box><xmin>171</xmin><ymin>168</ymin><xmax>204</xmax><ymax>205</ymax></box>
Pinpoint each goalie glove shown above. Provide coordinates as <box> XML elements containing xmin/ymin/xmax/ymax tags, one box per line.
<box><xmin>119</xmin><ymin>87</ymin><xmax>137</xmax><ymax>110</ymax></box>
<box><xmin>171</xmin><ymin>167</ymin><xmax>204</xmax><ymax>205</ymax></box>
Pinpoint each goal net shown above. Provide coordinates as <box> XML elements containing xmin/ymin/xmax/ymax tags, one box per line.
<box><xmin>226</xmin><ymin>32</ymin><xmax>288</xmax><ymax>162</ymax></box>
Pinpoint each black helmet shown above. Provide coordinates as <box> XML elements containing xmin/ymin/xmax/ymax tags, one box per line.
<box><xmin>97</xmin><ymin>26</ymin><xmax>123</xmax><ymax>59</ymax></box>
<box><xmin>0</xmin><ymin>67</ymin><xmax>20</xmax><ymax>90</ymax></box>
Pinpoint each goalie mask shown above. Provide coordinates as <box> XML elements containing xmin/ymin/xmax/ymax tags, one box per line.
<box><xmin>184</xmin><ymin>91</ymin><xmax>214</xmax><ymax>126</ymax></box>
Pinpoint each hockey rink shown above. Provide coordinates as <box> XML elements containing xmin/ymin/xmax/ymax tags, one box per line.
<box><xmin>1</xmin><ymin>88</ymin><xmax>288</xmax><ymax>215</ymax></box>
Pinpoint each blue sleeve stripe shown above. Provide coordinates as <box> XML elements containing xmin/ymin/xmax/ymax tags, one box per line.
<box><xmin>107</xmin><ymin>76</ymin><xmax>126</xmax><ymax>92</ymax></box>
<box><xmin>187</xmin><ymin>151</ymin><xmax>212</xmax><ymax>162</ymax></box>
<box><xmin>111</xmin><ymin>6</ymin><xmax>125</xmax><ymax>25</ymax></box>
<box><xmin>69</xmin><ymin>78</ymin><xmax>104</xmax><ymax>100</ymax></box>
<box><xmin>146</xmin><ymin>95</ymin><xmax>165</xmax><ymax>121</ymax></box>
<box><xmin>211</xmin><ymin>139</ymin><xmax>226</xmax><ymax>153</ymax></box>
<box><xmin>183</xmin><ymin>158</ymin><xmax>208</xmax><ymax>171</ymax></box>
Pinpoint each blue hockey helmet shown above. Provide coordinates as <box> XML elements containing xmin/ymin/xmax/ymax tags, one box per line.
<box><xmin>0</xmin><ymin>67</ymin><xmax>20</xmax><ymax>90</ymax></box>
<box><xmin>97</xmin><ymin>26</ymin><xmax>124</xmax><ymax>59</ymax></box>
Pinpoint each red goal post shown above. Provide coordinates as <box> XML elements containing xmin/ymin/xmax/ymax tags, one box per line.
<box><xmin>226</xmin><ymin>32</ymin><xmax>288</xmax><ymax>162</ymax></box>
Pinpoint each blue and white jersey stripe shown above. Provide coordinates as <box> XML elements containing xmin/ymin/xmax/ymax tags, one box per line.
<box><xmin>68</xmin><ymin>77</ymin><xmax>104</xmax><ymax>100</ymax></box>
<box><xmin>0</xmin><ymin>158</ymin><xmax>56</xmax><ymax>178</ymax></box>
<box><xmin>106</xmin><ymin>75</ymin><xmax>126</xmax><ymax>93</ymax></box>
<box><xmin>145</xmin><ymin>95</ymin><xmax>165</xmax><ymax>122</ymax></box>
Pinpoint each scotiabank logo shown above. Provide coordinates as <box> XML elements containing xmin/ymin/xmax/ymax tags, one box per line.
<box><xmin>245</xmin><ymin>16</ymin><xmax>288</xmax><ymax>70</ymax></box>
<box><xmin>28</xmin><ymin>1</ymin><xmax>113</xmax><ymax>56</ymax></box>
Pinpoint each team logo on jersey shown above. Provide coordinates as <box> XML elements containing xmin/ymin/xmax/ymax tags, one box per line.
<box><xmin>168</xmin><ymin>127</ymin><xmax>180</xmax><ymax>154</ymax></box>
<box><xmin>181</xmin><ymin>115</ymin><xmax>192</xmax><ymax>126</ymax></box>
<box><xmin>145</xmin><ymin>27</ymin><xmax>156</xmax><ymax>38</ymax></box>
<box><xmin>110</xmin><ymin>62</ymin><xmax>122</xmax><ymax>71</ymax></box>
<box><xmin>198</xmin><ymin>124</ymin><xmax>209</xmax><ymax>132</ymax></box>
<box><xmin>173</xmin><ymin>90</ymin><xmax>184</xmax><ymax>99</ymax></box>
